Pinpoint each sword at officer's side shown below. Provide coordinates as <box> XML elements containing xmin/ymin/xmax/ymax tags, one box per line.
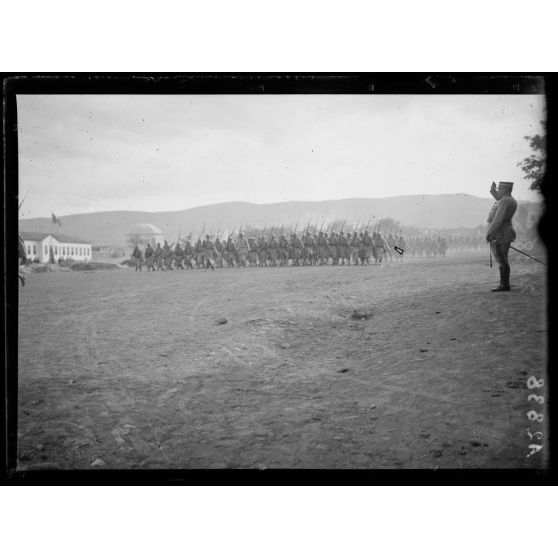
<box><xmin>509</xmin><ymin>244</ymin><xmax>546</xmax><ymax>266</ymax></box>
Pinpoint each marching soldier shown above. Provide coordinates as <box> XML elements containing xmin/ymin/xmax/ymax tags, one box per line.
<box><xmin>437</xmin><ymin>236</ymin><xmax>448</xmax><ymax>257</ymax></box>
<box><xmin>215</xmin><ymin>236</ymin><xmax>225</xmax><ymax>268</ymax></box>
<box><xmin>236</xmin><ymin>233</ymin><xmax>249</xmax><ymax>268</ymax></box>
<box><xmin>183</xmin><ymin>239</ymin><xmax>195</xmax><ymax>269</ymax></box>
<box><xmin>202</xmin><ymin>234</ymin><xmax>216</xmax><ymax>271</ymax></box>
<box><xmin>174</xmin><ymin>241</ymin><xmax>184</xmax><ymax>270</ymax></box>
<box><xmin>317</xmin><ymin>231</ymin><xmax>328</xmax><ymax>265</ymax></box>
<box><xmin>397</xmin><ymin>234</ymin><xmax>407</xmax><ymax>260</ymax></box>
<box><xmin>195</xmin><ymin>237</ymin><xmax>204</xmax><ymax>269</ymax></box>
<box><xmin>312</xmin><ymin>233</ymin><xmax>320</xmax><ymax>265</ymax></box>
<box><xmin>374</xmin><ymin>232</ymin><xmax>389</xmax><ymax>265</ymax></box>
<box><xmin>257</xmin><ymin>235</ymin><xmax>269</xmax><ymax>267</ymax></box>
<box><xmin>362</xmin><ymin>230</ymin><xmax>373</xmax><ymax>264</ymax></box>
<box><xmin>145</xmin><ymin>242</ymin><xmax>154</xmax><ymax>271</ymax></box>
<box><xmin>154</xmin><ymin>242</ymin><xmax>164</xmax><ymax>271</ymax></box>
<box><xmin>247</xmin><ymin>237</ymin><xmax>259</xmax><ymax>267</ymax></box>
<box><xmin>226</xmin><ymin>235</ymin><xmax>237</xmax><ymax>267</ymax></box>
<box><xmin>290</xmin><ymin>232</ymin><xmax>303</xmax><ymax>266</ymax></box>
<box><xmin>350</xmin><ymin>231</ymin><xmax>361</xmax><ymax>264</ymax></box>
<box><xmin>278</xmin><ymin>233</ymin><xmax>290</xmax><ymax>266</ymax></box>
<box><xmin>338</xmin><ymin>231</ymin><xmax>349</xmax><ymax>265</ymax></box>
<box><xmin>329</xmin><ymin>231</ymin><xmax>338</xmax><ymax>265</ymax></box>
<box><xmin>386</xmin><ymin>233</ymin><xmax>396</xmax><ymax>261</ymax></box>
<box><xmin>162</xmin><ymin>240</ymin><xmax>174</xmax><ymax>270</ymax></box>
<box><xmin>303</xmin><ymin>231</ymin><xmax>315</xmax><ymax>266</ymax></box>
<box><xmin>487</xmin><ymin>181</ymin><xmax>517</xmax><ymax>291</ymax></box>
<box><xmin>132</xmin><ymin>244</ymin><xmax>143</xmax><ymax>271</ymax></box>
<box><xmin>268</xmin><ymin>234</ymin><xmax>279</xmax><ymax>266</ymax></box>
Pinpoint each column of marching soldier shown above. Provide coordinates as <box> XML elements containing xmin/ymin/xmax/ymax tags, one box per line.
<box><xmin>130</xmin><ymin>229</ymin><xmax>451</xmax><ymax>271</ymax></box>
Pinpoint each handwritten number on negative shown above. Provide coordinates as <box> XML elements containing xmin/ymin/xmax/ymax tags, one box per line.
<box><xmin>527</xmin><ymin>394</ymin><xmax>545</xmax><ymax>404</ymax></box>
<box><xmin>527</xmin><ymin>410</ymin><xmax>544</xmax><ymax>423</ymax></box>
<box><xmin>527</xmin><ymin>376</ymin><xmax>544</xmax><ymax>389</ymax></box>
<box><xmin>527</xmin><ymin>444</ymin><xmax>543</xmax><ymax>458</ymax></box>
<box><xmin>525</xmin><ymin>377</ymin><xmax>544</xmax><ymax>458</ymax></box>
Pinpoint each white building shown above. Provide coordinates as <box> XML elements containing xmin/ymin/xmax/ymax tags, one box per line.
<box><xmin>20</xmin><ymin>232</ymin><xmax>92</xmax><ymax>263</ymax></box>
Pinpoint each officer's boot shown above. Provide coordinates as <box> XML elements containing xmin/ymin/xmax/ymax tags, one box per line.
<box><xmin>492</xmin><ymin>264</ymin><xmax>511</xmax><ymax>291</ymax></box>
<box><xmin>502</xmin><ymin>263</ymin><xmax>511</xmax><ymax>289</ymax></box>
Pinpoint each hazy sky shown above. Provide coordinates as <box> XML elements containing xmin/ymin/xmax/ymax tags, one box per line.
<box><xmin>17</xmin><ymin>94</ymin><xmax>545</xmax><ymax>219</ymax></box>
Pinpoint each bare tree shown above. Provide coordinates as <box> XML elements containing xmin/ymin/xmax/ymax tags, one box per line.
<box><xmin>126</xmin><ymin>233</ymin><xmax>144</xmax><ymax>249</ymax></box>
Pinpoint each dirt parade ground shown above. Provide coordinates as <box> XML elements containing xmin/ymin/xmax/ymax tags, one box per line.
<box><xmin>16</xmin><ymin>250</ymin><xmax>548</xmax><ymax>470</ymax></box>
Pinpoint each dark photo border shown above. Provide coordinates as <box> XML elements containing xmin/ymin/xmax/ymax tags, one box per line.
<box><xmin>2</xmin><ymin>73</ymin><xmax>555</xmax><ymax>485</ymax></box>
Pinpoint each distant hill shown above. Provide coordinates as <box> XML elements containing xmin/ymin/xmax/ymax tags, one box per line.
<box><xmin>19</xmin><ymin>194</ymin><xmax>542</xmax><ymax>247</ymax></box>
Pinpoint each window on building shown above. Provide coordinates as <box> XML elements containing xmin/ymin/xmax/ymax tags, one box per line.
<box><xmin>33</xmin><ymin>245</ymin><xmax>36</xmax><ymax>255</ymax></box>
<box><xmin>71</xmin><ymin>247</ymin><xmax>74</xmax><ymax>256</ymax></box>
<box><xmin>63</xmin><ymin>247</ymin><xmax>66</xmax><ymax>255</ymax></box>
<box><xmin>79</xmin><ymin>247</ymin><xmax>82</xmax><ymax>255</ymax></box>
<box><xmin>55</xmin><ymin>246</ymin><xmax>58</xmax><ymax>255</ymax></box>
<box><xmin>27</xmin><ymin>245</ymin><xmax>31</xmax><ymax>255</ymax></box>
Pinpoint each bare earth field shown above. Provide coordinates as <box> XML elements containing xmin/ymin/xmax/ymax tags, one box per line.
<box><xmin>17</xmin><ymin>251</ymin><xmax>548</xmax><ymax>470</ymax></box>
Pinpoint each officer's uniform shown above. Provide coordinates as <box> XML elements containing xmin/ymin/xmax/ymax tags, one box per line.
<box><xmin>487</xmin><ymin>186</ymin><xmax>517</xmax><ymax>290</ymax></box>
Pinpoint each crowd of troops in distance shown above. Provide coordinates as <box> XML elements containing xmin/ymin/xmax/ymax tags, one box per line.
<box><xmin>131</xmin><ymin>229</ymin><xmax>451</xmax><ymax>271</ymax></box>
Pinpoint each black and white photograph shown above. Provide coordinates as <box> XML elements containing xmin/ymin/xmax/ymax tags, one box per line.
<box><xmin>7</xmin><ymin>75</ymin><xmax>549</xmax><ymax>474</ymax></box>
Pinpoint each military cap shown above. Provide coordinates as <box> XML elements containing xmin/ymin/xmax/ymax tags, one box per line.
<box><xmin>498</xmin><ymin>181</ymin><xmax>514</xmax><ymax>191</ymax></box>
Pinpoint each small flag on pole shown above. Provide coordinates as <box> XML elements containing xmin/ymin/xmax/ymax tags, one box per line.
<box><xmin>51</xmin><ymin>213</ymin><xmax>62</xmax><ymax>227</ymax></box>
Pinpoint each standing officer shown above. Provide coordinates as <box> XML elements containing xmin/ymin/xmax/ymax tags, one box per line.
<box><xmin>486</xmin><ymin>181</ymin><xmax>517</xmax><ymax>292</ymax></box>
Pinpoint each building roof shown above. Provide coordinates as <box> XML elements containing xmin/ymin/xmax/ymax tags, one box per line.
<box><xmin>53</xmin><ymin>233</ymin><xmax>91</xmax><ymax>244</ymax></box>
<box><xmin>20</xmin><ymin>231</ymin><xmax>91</xmax><ymax>244</ymax></box>
<box><xmin>20</xmin><ymin>231</ymin><xmax>49</xmax><ymax>241</ymax></box>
